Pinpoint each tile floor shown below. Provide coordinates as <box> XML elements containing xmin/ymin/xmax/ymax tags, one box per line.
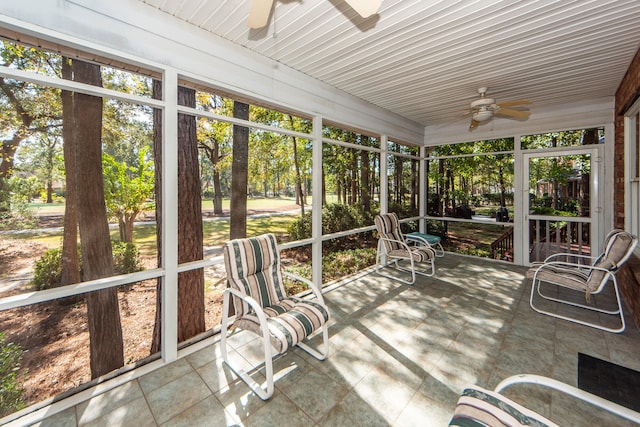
<box><xmin>11</xmin><ymin>254</ymin><xmax>640</xmax><ymax>426</ymax></box>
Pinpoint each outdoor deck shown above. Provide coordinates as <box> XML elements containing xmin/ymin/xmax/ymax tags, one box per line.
<box><xmin>11</xmin><ymin>254</ymin><xmax>640</xmax><ymax>426</ymax></box>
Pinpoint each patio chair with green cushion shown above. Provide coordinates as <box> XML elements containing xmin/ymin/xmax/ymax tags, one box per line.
<box><xmin>374</xmin><ymin>213</ymin><xmax>436</xmax><ymax>284</ymax></box>
<box><xmin>528</xmin><ymin>229</ymin><xmax>638</xmax><ymax>333</ymax></box>
<box><xmin>449</xmin><ymin>374</ymin><xmax>640</xmax><ymax>426</ymax></box>
<box><xmin>405</xmin><ymin>231</ymin><xmax>445</xmax><ymax>257</ymax></box>
<box><xmin>220</xmin><ymin>233</ymin><xmax>330</xmax><ymax>400</ymax></box>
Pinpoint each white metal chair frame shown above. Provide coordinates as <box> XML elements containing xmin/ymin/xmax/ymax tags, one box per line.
<box><xmin>529</xmin><ymin>230</ymin><xmax>638</xmax><ymax>333</ymax></box>
<box><xmin>220</xmin><ymin>243</ymin><xmax>329</xmax><ymax>400</ymax></box>
<box><xmin>374</xmin><ymin>213</ymin><xmax>436</xmax><ymax>285</ymax></box>
<box><xmin>494</xmin><ymin>374</ymin><xmax>640</xmax><ymax>424</ymax></box>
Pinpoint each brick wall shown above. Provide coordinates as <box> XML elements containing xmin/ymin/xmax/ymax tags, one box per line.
<box><xmin>614</xmin><ymin>47</ymin><xmax>640</xmax><ymax>331</ymax></box>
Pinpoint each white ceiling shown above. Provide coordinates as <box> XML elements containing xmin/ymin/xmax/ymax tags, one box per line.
<box><xmin>138</xmin><ymin>0</ymin><xmax>640</xmax><ymax>129</ymax></box>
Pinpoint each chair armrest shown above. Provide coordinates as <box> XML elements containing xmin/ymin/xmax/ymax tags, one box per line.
<box><xmin>543</xmin><ymin>252</ymin><xmax>596</xmax><ymax>264</ymax></box>
<box><xmin>405</xmin><ymin>234</ymin><xmax>435</xmax><ymax>249</ymax></box>
<box><xmin>379</xmin><ymin>237</ymin><xmax>413</xmax><ymax>252</ymax></box>
<box><xmin>537</xmin><ymin>260</ymin><xmax>613</xmax><ymax>275</ymax></box>
<box><xmin>283</xmin><ymin>271</ymin><xmax>326</xmax><ymax>305</ymax></box>
<box><xmin>533</xmin><ymin>261</ymin><xmax>616</xmax><ymax>293</ymax></box>
<box><xmin>224</xmin><ymin>287</ymin><xmax>269</xmax><ymax>330</ymax></box>
<box><xmin>494</xmin><ymin>374</ymin><xmax>640</xmax><ymax>424</ymax></box>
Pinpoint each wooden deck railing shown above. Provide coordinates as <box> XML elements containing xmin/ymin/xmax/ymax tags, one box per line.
<box><xmin>490</xmin><ymin>227</ymin><xmax>514</xmax><ymax>261</ymax></box>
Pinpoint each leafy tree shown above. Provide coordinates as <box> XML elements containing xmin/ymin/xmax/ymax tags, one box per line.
<box><xmin>197</xmin><ymin>94</ymin><xmax>232</xmax><ymax>214</ymax></box>
<box><xmin>0</xmin><ymin>41</ymin><xmax>62</xmax><ymax>199</ymax></box>
<box><xmin>103</xmin><ymin>147</ymin><xmax>154</xmax><ymax>242</ymax></box>
<box><xmin>14</xmin><ymin>133</ymin><xmax>63</xmax><ymax>203</ymax></box>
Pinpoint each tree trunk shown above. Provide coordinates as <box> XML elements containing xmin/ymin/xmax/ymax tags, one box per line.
<box><xmin>230</xmin><ymin>101</ymin><xmax>249</xmax><ymax>239</ymax></box>
<box><xmin>151</xmin><ymin>84</ymin><xmax>206</xmax><ymax>351</ymax></box>
<box><xmin>438</xmin><ymin>158</ymin><xmax>445</xmax><ymax>216</ymax></box>
<box><xmin>198</xmin><ymin>139</ymin><xmax>224</xmax><ymax>215</ymax></box>
<box><xmin>360</xmin><ymin>149</ymin><xmax>371</xmax><ymax>212</ymax></box>
<box><xmin>350</xmin><ymin>152</ymin><xmax>358</xmax><ymax>205</ymax></box>
<box><xmin>211</xmin><ymin>140</ymin><xmax>224</xmax><ymax>214</ymax></box>
<box><xmin>119</xmin><ymin>214</ymin><xmax>135</xmax><ymax>243</ymax></box>
<box><xmin>498</xmin><ymin>165</ymin><xmax>507</xmax><ymax>207</ymax></box>
<box><xmin>60</xmin><ymin>58</ymin><xmax>81</xmax><ymax>289</ymax></box>
<box><xmin>151</xmin><ymin>80</ymin><xmax>163</xmax><ymax>354</ymax></box>
<box><xmin>410</xmin><ymin>159</ymin><xmax>417</xmax><ymax>212</ymax></box>
<box><xmin>292</xmin><ymin>134</ymin><xmax>305</xmax><ymax>215</ymax></box>
<box><xmin>176</xmin><ymin>86</ymin><xmax>205</xmax><ymax>342</ymax></box>
<box><xmin>71</xmin><ymin>59</ymin><xmax>124</xmax><ymax>379</ymax></box>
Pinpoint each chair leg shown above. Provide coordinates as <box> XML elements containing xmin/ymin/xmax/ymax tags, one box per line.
<box><xmin>220</xmin><ymin>291</ymin><xmax>275</xmax><ymax>400</ymax></box>
<box><xmin>297</xmin><ymin>324</ymin><xmax>330</xmax><ymax>360</ymax></box>
<box><xmin>375</xmin><ymin>240</ymin><xmax>416</xmax><ymax>284</ymax></box>
<box><xmin>529</xmin><ymin>276</ymin><xmax>626</xmax><ymax>333</ymax></box>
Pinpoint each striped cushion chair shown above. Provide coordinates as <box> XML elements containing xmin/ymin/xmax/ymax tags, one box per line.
<box><xmin>450</xmin><ymin>374</ymin><xmax>640</xmax><ymax>426</ymax></box>
<box><xmin>529</xmin><ymin>229</ymin><xmax>638</xmax><ymax>333</ymax></box>
<box><xmin>374</xmin><ymin>213</ymin><xmax>436</xmax><ymax>284</ymax></box>
<box><xmin>449</xmin><ymin>386</ymin><xmax>558</xmax><ymax>427</ymax></box>
<box><xmin>220</xmin><ymin>233</ymin><xmax>330</xmax><ymax>400</ymax></box>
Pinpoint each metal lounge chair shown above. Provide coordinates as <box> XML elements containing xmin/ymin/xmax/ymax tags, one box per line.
<box><xmin>220</xmin><ymin>233</ymin><xmax>330</xmax><ymax>399</ymax></box>
<box><xmin>449</xmin><ymin>374</ymin><xmax>640</xmax><ymax>426</ymax></box>
<box><xmin>528</xmin><ymin>229</ymin><xmax>638</xmax><ymax>333</ymax></box>
<box><xmin>374</xmin><ymin>213</ymin><xmax>436</xmax><ymax>284</ymax></box>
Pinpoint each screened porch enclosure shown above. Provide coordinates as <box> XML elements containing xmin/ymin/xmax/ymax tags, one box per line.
<box><xmin>1</xmin><ymin>0</ymin><xmax>637</xmax><ymax>424</ymax></box>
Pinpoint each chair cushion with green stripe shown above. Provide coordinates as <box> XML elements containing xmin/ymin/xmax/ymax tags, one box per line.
<box><xmin>224</xmin><ymin>234</ymin><xmax>287</xmax><ymax>318</ymax></box>
<box><xmin>235</xmin><ymin>297</ymin><xmax>330</xmax><ymax>353</ymax></box>
<box><xmin>449</xmin><ymin>387</ymin><xmax>558</xmax><ymax>427</ymax></box>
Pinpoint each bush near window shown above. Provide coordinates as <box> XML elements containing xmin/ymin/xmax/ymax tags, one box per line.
<box><xmin>288</xmin><ymin>203</ymin><xmax>375</xmax><ymax>241</ymax></box>
<box><xmin>0</xmin><ymin>332</ymin><xmax>25</xmax><ymax>418</ymax></box>
<box><xmin>33</xmin><ymin>241</ymin><xmax>142</xmax><ymax>290</ymax></box>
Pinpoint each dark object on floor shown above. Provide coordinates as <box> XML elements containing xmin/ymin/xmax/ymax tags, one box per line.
<box><xmin>578</xmin><ymin>352</ymin><xmax>640</xmax><ymax>412</ymax></box>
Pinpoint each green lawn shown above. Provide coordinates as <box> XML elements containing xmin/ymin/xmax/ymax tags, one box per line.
<box><xmin>14</xmin><ymin>213</ymin><xmax>298</xmax><ymax>258</ymax></box>
<box><xmin>29</xmin><ymin>196</ymin><xmax>305</xmax><ymax>216</ymax></box>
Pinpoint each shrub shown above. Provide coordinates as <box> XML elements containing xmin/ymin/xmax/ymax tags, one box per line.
<box><xmin>0</xmin><ymin>333</ymin><xmax>25</xmax><ymax>417</ymax></box>
<box><xmin>322</xmin><ymin>248</ymin><xmax>376</xmax><ymax>280</ymax></box>
<box><xmin>33</xmin><ymin>241</ymin><xmax>142</xmax><ymax>290</ymax></box>
<box><xmin>33</xmin><ymin>248</ymin><xmax>64</xmax><ymax>290</ymax></box>
<box><xmin>287</xmin><ymin>203</ymin><xmax>376</xmax><ymax>241</ymax></box>
<box><xmin>111</xmin><ymin>241</ymin><xmax>143</xmax><ymax>274</ymax></box>
<box><xmin>288</xmin><ymin>211</ymin><xmax>312</xmax><ymax>241</ymax></box>
<box><xmin>0</xmin><ymin>179</ymin><xmax>37</xmax><ymax>231</ymax></box>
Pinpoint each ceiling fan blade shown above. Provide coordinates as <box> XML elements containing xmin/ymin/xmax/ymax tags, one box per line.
<box><xmin>247</xmin><ymin>0</ymin><xmax>274</xmax><ymax>29</ymax></box>
<box><xmin>496</xmin><ymin>108</ymin><xmax>530</xmax><ymax>120</ymax></box>
<box><xmin>497</xmin><ymin>99</ymin><xmax>532</xmax><ymax>107</ymax></box>
<box><xmin>343</xmin><ymin>0</ymin><xmax>382</xmax><ymax>18</ymax></box>
<box><xmin>469</xmin><ymin>119</ymin><xmax>479</xmax><ymax>130</ymax></box>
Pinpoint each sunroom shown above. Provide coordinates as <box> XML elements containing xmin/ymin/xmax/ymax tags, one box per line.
<box><xmin>1</xmin><ymin>1</ymin><xmax>640</xmax><ymax>425</ymax></box>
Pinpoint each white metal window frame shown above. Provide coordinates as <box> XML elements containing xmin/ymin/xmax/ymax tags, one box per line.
<box><xmin>0</xmin><ymin>24</ymin><xmax>424</xmax><ymax>369</ymax></box>
<box><xmin>521</xmin><ymin>147</ymin><xmax>600</xmax><ymax>263</ymax></box>
<box><xmin>624</xmin><ymin>98</ymin><xmax>640</xmax><ymax>237</ymax></box>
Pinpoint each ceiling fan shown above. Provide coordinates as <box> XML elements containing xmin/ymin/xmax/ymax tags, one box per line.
<box><xmin>248</xmin><ymin>0</ymin><xmax>382</xmax><ymax>29</ymax></box>
<box><xmin>468</xmin><ymin>87</ymin><xmax>531</xmax><ymax>130</ymax></box>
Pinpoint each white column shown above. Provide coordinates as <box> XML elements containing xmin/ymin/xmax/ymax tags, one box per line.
<box><xmin>513</xmin><ymin>134</ymin><xmax>525</xmax><ymax>266</ymax></box>
<box><xmin>419</xmin><ymin>145</ymin><xmax>427</xmax><ymax>232</ymax></box>
<box><xmin>312</xmin><ymin>115</ymin><xmax>323</xmax><ymax>288</ymax></box>
<box><xmin>380</xmin><ymin>135</ymin><xmax>388</xmax><ymax>214</ymax></box>
<box><xmin>161</xmin><ymin>68</ymin><xmax>178</xmax><ymax>362</ymax></box>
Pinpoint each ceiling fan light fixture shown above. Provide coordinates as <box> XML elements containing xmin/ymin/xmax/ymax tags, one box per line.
<box><xmin>473</xmin><ymin>109</ymin><xmax>493</xmax><ymax>122</ymax></box>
